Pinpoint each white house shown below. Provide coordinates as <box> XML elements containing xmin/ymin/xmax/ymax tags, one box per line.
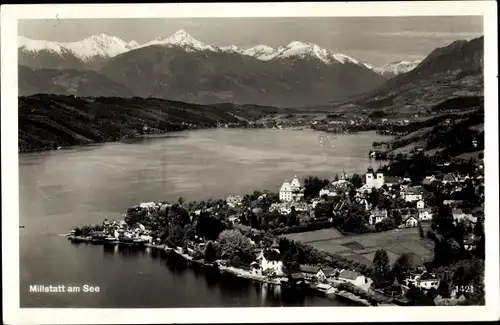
<box><xmin>279</xmin><ymin>180</ymin><xmax>292</xmax><ymax>202</ymax></box>
<box><xmin>299</xmin><ymin>265</ymin><xmax>327</xmax><ymax>282</ymax></box>
<box><xmin>418</xmin><ymin>208</ymin><xmax>433</xmax><ymax>221</ymax></box>
<box><xmin>255</xmin><ymin>249</ymin><xmax>284</xmax><ymax>276</ymax></box>
<box><xmin>416</xmin><ymin>200</ymin><xmax>425</xmax><ymax>209</ymax></box>
<box><xmin>369</xmin><ymin>208</ymin><xmax>388</xmax><ymax>225</ymax></box>
<box><xmin>402</xmin><ymin>215</ymin><xmax>419</xmax><ymax>228</ymax></box>
<box><xmin>337</xmin><ymin>270</ymin><xmax>367</xmax><ymax>286</ymax></box>
<box><xmin>226</xmin><ymin>195</ymin><xmax>243</xmax><ymax>208</ymax></box>
<box><xmin>403</xmin><ymin>186</ymin><xmax>424</xmax><ymax>202</ymax></box>
<box><xmin>416</xmin><ymin>276</ymin><xmax>440</xmax><ymax>290</ymax></box>
<box><xmin>279</xmin><ymin>175</ymin><xmax>304</xmax><ymax>202</ymax></box>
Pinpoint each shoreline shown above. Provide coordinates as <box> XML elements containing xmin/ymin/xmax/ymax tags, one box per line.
<box><xmin>66</xmin><ymin>234</ymin><xmax>373</xmax><ymax>304</ymax></box>
<box><xmin>18</xmin><ymin>124</ymin><xmax>390</xmax><ymax>154</ymax></box>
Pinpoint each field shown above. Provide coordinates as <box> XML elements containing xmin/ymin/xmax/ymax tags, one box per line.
<box><xmin>284</xmin><ymin>228</ymin><xmax>344</xmax><ymax>243</ymax></box>
<box><xmin>284</xmin><ymin>224</ymin><xmax>434</xmax><ymax>267</ymax></box>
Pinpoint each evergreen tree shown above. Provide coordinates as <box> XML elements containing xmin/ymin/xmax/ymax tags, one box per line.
<box><xmin>372</xmin><ymin>249</ymin><xmax>391</xmax><ymax>288</ymax></box>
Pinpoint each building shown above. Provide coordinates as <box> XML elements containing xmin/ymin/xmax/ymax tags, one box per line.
<box><xmin>279</xmin><ymin>175</ymin><xmax>304</xmax><ymax>202</ymax></box>
<box><xmin>299</xmin><ymin>265</ymin><xmax>326</xmax><ymax>282</ymax></box>
<box><xmin>369</xmin><ymin>208</ymin><xmax>388</xmax><ymax>225</ymax></box>
<box><xmin>365</xmin><ymin>167</ymin><xmax>385</xmax><ymax>189</ymax></box>
<box><xmin>319</xmin><ymin>179</ymin><xmax>351</xmax><ymax>198</ymax></box>
<box><xmin>452</xmin><ymin>209</ymin><xmax>477</xmax><ymax>225</ymax></box>
<box><xmin>442</xmin><ymin>173</ymin><xmax>459</xmax><ymax>185</ymax></box>
<box><xmin>279</xmin><ymin>181</ymin><xmax>292</xmax><ymax>202</ymax></box>
<box><xmin>337</xmin><ymin>270</ymin><xmax>367</xmax><ymax>286</ymax></box>
<box><xmin>402</xmin><ymin>215</ymin><xmax>419</xmax><ymax>228</ymax></box>
<box><xmin>415</xmin><ymin>273</ymin><xmax>440</xmax><ymax>290</ymax></box>
<box><xmin>418</xmin><ymin>208</ymin><xmax>433</xmax><ymax>221</ymax></box>
<box><xmin>463</xmin><ymin>234</ymin><xmax>481</xmax><ymax>251</ymax></box>
<box><xmin>254</xmin><ymin>249</ymin><xmax>284</xmax><ymax>276</ymax></box>
<box><xmin>385</xmin><ymin>176</ymin><xmax>403</xmax><ymax>187</ymax></box>
<box><xmin>403</xmin><ymin>186</ymin><xmax>425</xmax><ymax>202</ymax></box>
<box><xmin>226</xmin><ymin>195</ymin><xmax>243</xmax><ymax>208</ymax></box>
<box><xmin>416</xmin><ymin>200</ymin><xmax>425</xmax><ymax>209</ymax></box>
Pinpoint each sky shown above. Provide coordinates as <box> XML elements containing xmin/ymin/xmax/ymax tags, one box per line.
<box><xmin>18</xmin><ymin>16</ymin><xmax>483</xmax><ymax>66</ymax></box>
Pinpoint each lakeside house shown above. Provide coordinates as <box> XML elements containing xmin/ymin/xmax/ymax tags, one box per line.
<box><xmin>252</xmin><ymin>248</ymin><xmax>284</xmax><ymax>276</ymax></box>
<box><xmin>279</xmin><ymin>176</ymin><xmax>304</xmax><ymax>202</ymax></box>
<box><xmin>337</xmin><ymin>270</ymin><xmax>368</xmax><ymax>286</ymax></box>
<box><xmin>299</xmin><ymin>265</ymin><xmax>327</xmax><ymax>282</ymax></box>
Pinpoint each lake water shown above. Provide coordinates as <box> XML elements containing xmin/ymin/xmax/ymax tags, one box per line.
<box><xmin>19</xmin><ymin>128</ymin><xmax>392</xmax><ymax>307</ymax></box>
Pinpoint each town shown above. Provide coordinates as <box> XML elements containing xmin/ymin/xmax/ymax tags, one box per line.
<box><xmin>68</xmin><ymin>150</ymin><xmax>485</xmax><ymax>307</ymax></box>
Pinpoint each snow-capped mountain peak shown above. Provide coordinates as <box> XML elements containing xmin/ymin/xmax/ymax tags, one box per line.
<box><xmin>373</xmin><ymin>60</ymin><xmax>422</xmax><ymax>77</ymax></box>
<box><xmin>19</xmin><ymin>30</ymin><xmax>374</xmax><ymax>70</ymax></box>
<box><xmin>140</xmin><ymin>29</ymin><xmax>216</xmax><ymax>52</ymax></box>
<box><xmin>18</xmin><ymin>34</ymin><xmax>139</xmax><ymax>62</ymax></box>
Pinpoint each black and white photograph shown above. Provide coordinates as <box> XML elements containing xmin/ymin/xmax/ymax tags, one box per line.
<box><xmin>1</xmin><ymin>2</ymin><xmax>499</xmax><ymax>324</ymax></box>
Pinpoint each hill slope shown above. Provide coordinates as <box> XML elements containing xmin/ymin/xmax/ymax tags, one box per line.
<box><xmin>19</xmin><ymin>65</ymin><xmax>135</xmax><ymax>97</ymax></box>
<box><xmin>335</xmin><ymin>36</ymin><xmax>484</xmax><ymax>114</ymax></box>
<box><xmin>18</xmin><ymin>94</ymin><xmax>283</xmax><ymax>152</ymax></box>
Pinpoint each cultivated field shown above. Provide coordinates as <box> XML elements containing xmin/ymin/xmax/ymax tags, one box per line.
<box><xmin>284</xmin><ymin>224</ymin><xmax>434</xmax><ymax>267</ymax></box>
<box><xmin>284</xmin><ymin>228</ymin><xmax>344</xmax><ymax>243</ymax></box>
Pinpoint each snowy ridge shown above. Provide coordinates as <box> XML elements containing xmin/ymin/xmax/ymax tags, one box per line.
<box><xmin>138</xmin><ymin>29</ymin><xmax>217</xmax><ymax>52</ymax></box>
<box><xmin>18</xmin><ymin>34</ymin><xmax>139</xmax><ymax>62</ymax></box>
<box><xmin>19</xmin><ymin>29</ymin><xmax>373</xmax><ymax>68</ymax></box>
<box><xmin>373</xmin><ymin>60</ymin><xmax>422</xmax><ymax>76</ymax></box>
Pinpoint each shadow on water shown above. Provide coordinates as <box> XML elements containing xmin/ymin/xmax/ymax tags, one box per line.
<box><xmin>67</xmin><ymin>242</ymin><xmax>334</xmax><ymax>307</ymax></box>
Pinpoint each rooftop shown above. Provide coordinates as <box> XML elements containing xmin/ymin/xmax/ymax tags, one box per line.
<box><xmin>299</xmin><ymin>264</ymin><xmax>322</xmax><ymax>274</ymax></box>
<box><xmin>338</xmin><ymin>269</ymin><xmax>361</xmax><ymax>280</ymax></box>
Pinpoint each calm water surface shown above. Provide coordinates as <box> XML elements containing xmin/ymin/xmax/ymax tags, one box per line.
<box><xmin>19</xmin><ymin>128</ymin><xmax>392</xmax><ymax>307</ymax></box>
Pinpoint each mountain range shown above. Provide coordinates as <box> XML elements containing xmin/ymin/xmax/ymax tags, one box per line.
<box><xmin>18</xmin><ymin>30</ymin><xmax>482</xmax><ymax>108</ymax></box>
<box><xmin>17</xmin><ymin>30</ymin><xmax>404</xmax><ymax>107</ymax></box>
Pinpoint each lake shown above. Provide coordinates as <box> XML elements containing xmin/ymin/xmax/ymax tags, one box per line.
<box><xmin>19</xmin><ymin>128</ymin><xmax>392</xmax><ymax>307</ymax></box>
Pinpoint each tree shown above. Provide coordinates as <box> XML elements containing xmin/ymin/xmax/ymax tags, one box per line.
<box><xmin>372</xmin><ymin>249</ymin><xmax>391</xmax><ymax>288</ymax></box>
<box><xmin>391</xmin><ymin>253</ymin><xmax>413</xmax><ymax>281</ymax></box>
<box><xmin>178</xmin><ymin>196</ymin><xmax>185</xmax><ymax>206</ymax></box>
<box><xmin>217</xmin><ymin>229</ymin><xmax>254</xmax><ymax>265</ymax></box>
<box><xmin>437</xmin><ymin>279</ymin><xmax>451</xmax><ymax>298</ymax></box>
<box><xmin>303</xmin><ymin>176</ymin><xmax>330</xmax><ymax>199</ymax></box>
<box><xmin>418</xmin><ymin>221</ymin><xmax>425</xmax><ymax>238</ymax></box>
<box><xmin>288</xmin><ymin>206</ymin><xmax>298</xmax><ymax>227</ymax></box>
<box><xmin>351</xmin><ymin>173</ymin><xmax>363</xmax><ymax>189</ymax></box>
<box><xmin>392</xmin><ymin>210</ymin><xmax>402</xmax><ymax>225</ymax></box>
<box><xmin>375</xmin><ymin>218</ymin><xmax>396</xmax><ymax>232</ymax></box>
<box><xmin>368</xmin><ymin>188</ymin><xmax>381</xmax><ymax>208</ymax></box>
<box><xmin>167</xmin><ymin>224</ymin><xmax>186</xmax><ymax>247</ymax></box>
<box><xmin>204</xmin><ymin>241</ymin><xmax>218</xmax><ymax>263</ymax></box>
